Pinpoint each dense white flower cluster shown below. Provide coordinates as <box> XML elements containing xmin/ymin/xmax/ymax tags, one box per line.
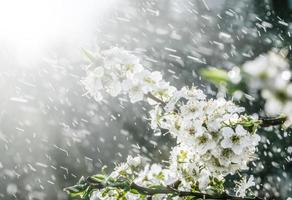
<box><xmin>83</xmin><ymin>47</ymin><xmax>259</xmax><ymax>199</ymax></box>
<box><xmin>82</xmin><ymin>47</ymin><xmax>176</xmax><ymax>103</ymax></box>
<box><xmin>243</xmin><ymin>50</ymin><xmax>292</xmax><ymax>126</ymax></box>
<box><xmin>151</xmin><ymin>87</ymin><xmax>260</xmax><ymax>191</ymax></box>
<box><xmin>91</xmin><ymin>156</ymin><xmax>179</xmax><ymax>200</ymax></box>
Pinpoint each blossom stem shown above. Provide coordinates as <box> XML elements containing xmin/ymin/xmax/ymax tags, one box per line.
<box><xmin>146</xmin><ymin>92</ymin><xmax>166</xmax><ymax>106</ymax></box>
<box><xmin>87</xmin><ymin>177</ymin><xmax>263</xmax><ymax>200</ymax></box>
<box><xmin>259</xmin><ymin>115</ymin><xmax>287</xmax><ymax>127</ymax></box>
<box><xmin>131</xmin><ymin>183</ymin><xmax>263</xmax><ymax>200</ymax></box>
<box><xmin>86</xmin><ymin>177</ymin><xmax>263</xmax><ymax>200</ymax></box>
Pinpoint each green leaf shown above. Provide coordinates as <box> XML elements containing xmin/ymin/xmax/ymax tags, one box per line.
<box><xmin>238</xmin><ymin>115</ymin><xmax>261</xmax><ymax>133</ymax></box>
<box><xmin>78</xmin><ymin>176</ymin><xmax>87</xmax><ymax>184</ymax></box>
<box><xmin>148</xmin><ymin>185</ymin><xmax>166</xmax><ymax>190</ymax></box>
<box><xmin>81</xmin><ymin>186</ymin><xmax>94</xmax><ymax>200</ymax></box>
<box><xmin>129</xmin><ymin>189</ymin><xmax>140</xmax><ymax>194</ymax></box>
<box><xmin>200</xmin><ymin>68</ymin><xmax>229</xmax><ymax>84</ymax></box>
<box><xmin>91</xmin><ymin>174</ymin><xmax>107</xmax><ymax>182</ymax></box>
<box><xmin>110</xmin><ymin>178</ymin><xmax>131</xmax><ymax>191</ymax></box>
<box><xmin>64</xmin><ymin>176</ymin><xmax>94</xmax><ymax>199</ymax></box>
<box><xmin>209</xmin><ymin>177</ymin><xmax>225</xmax><ymax>194</ymax></box>
<box><xmin>63</xmin><ymin>183</ymin><xmax>88</xmax><ymax>198</ymax></box>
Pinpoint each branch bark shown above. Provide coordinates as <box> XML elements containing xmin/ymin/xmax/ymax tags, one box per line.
<box><xmin>259</xmin><ymin>115</ymin><xmax>287</xmax><ymax>127</ymax></box>
<box><xmin>131</xmin><ymin>183</ymin><xmax>263</xmax><ymax>200</ymax></box>
<box><xmin>146</xmin><ymin>92</ymin><xmax>167</xmax><ymax>107</ymax></box>
<box><xmin>86</xmin><ymin>177</ymin><xmax>263</xmax><ymax>200</ymax></box>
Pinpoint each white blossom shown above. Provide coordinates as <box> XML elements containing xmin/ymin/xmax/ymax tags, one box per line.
<box><xmin>125</xmin><ymin>192</ymin><xmax>140</xmax><ymax>200</ymax></box>
<box><xmin>122</xmin><ymin>79</ymin><xmax>145</xmax><ymax>103</ymax></box>
<box><xmin>236</xmin><ymin>176</ymin><xmax>256</xmax><ymax>197</ymax></box>
<box><xmin>221</xmin><ymin>125</ymin><xmax>248</xmax><ymax>155</ymax></box>
<box><xmin>126</xmin><ymin>155</ymin><xmax>142</xmax><ymax>168</ymax></box>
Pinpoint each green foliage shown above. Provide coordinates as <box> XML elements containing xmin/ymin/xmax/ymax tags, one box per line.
<box><xmin>64</xmin><ymin>176</ymin><xmax>93</xmax><ymax>200</ymax></box>
<box><xmin>238</xmin><ymin>116</ymin><xmax>262</xmax><ymax>134</ymax></box>
<box><xmin>91</xmin><ymin>174</ymin><xmax>107</xmax><ymax>182</ymax></box>
<box><xmin>200</xmin><ymin>68</ymin><xmax>229</xmax><ymax>85</ymax></box>
<box><xmin>200</xmin><ymin>67</ymin><xmax>249</xmax><ymax>100</ymax></box>
<box><xmin>209</xmin><ymin>177</ymin><xmax>225</xmax><ymax>194</ymax></box>
<box><xmin>64</xmin><ymin>174</ymin><xmax>134</xmax><ymax>200</ymax></box>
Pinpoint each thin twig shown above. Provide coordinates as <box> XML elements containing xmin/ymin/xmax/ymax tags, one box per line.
<box><xmin>259</xmin><ymin>115</ymin><xmax>287</xmax><ymax>127</ymax></box>
<box><xmin>146</xmin><ymin>92</ymin><xmax>167</xmax><ymax>107</ymax></box>
<box><xmin>131</xmin><ymin>182</ymin><xmax>263</xmax><ymax>200</ymax></box>
<box><xmin>86</xmin><ymin>177</ymin><xmax>263</xmax><ymax>200</ymax></box>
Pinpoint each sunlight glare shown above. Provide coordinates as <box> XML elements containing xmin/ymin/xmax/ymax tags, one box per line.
<box><xmin>0</xmin><ymin>0</ymin><xmax>118</xmax><ymax>68</ymax></box>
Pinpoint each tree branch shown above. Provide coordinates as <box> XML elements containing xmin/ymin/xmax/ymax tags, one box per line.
<box><xmin>146</xmin><ymin>92</ymin><xmax>167</xmax><ymax>107</ymax></box>
<box><xmin>131</xmin><ymin>183</ymin><xmax>263</xmax><ymax>200</ymax></box>
<box><xmin>259</xmin><ymin>115</ymin><xmax>287</xmax><ymax>127</ymax></box>
<box><xmin>86</xmin><ymin>177</ymin><xmax>263</xmax><ymax>200</ymax></box>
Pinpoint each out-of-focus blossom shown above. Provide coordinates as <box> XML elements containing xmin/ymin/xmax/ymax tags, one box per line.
<box><xmin>243</xmin><ymin>50</ymin><xmax>292</xmax><ymax>126</ymax></box>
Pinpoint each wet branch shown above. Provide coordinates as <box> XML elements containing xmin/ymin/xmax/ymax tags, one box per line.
<box><xmin>131</xmin><ymin>183</ymin><xmax>264</xmax><ymax>200</ymax></box>
<box><xmin>259</xmin><ymin>115</ymin><xmax>287</xmax><ymax>127</ymax></box>
<box><xmin>146</xmin><ymin>92</ymin><xmax>167</xmax><ymax>107</ymax></box>
<box><xmin>87</xmin><ymin>177</ymin><xmax>263</xmax><ymax>200</ymax></box>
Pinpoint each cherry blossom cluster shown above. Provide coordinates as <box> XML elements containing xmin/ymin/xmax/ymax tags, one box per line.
<box><xmin>151</xmin><ymin>87</ymin><xmax>260</xmax><ymax>192</ymax></box>
<box><xmin>78</xmin><ymin>47</ymin><xmax>261</xmax><ymax>199</ymax></box>
<box><xmin>90</xmin><ymin>156</ymin><xmax>179</xmax><ymax>200</ymax></box>
<box><xmin>82</xmin><ymin>47</ymin><xmax>176</xmax><ymax>104</ymax></box>
<box><xmin>242</xmin><ymin>50</ymin><xmax>292</xmax><ymax>126</ymax></box>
